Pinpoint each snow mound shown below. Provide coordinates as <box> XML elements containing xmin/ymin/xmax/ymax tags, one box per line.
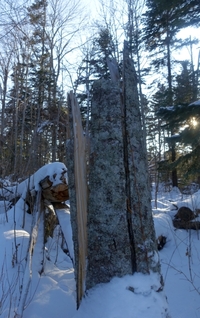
<box><xmin>73</xmin><ymin>273</ymin><xmax>169</xmax><ymax>318</ymax></box>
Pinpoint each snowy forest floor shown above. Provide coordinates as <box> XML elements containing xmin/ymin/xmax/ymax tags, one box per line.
<box><xmin>0</xmin><ymin>175</ymin><xmax>200</xmax><ymax>318</ymax></box>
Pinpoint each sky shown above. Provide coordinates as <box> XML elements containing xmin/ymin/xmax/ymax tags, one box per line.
<box><xmin>176</xmin><ymin>27</ymin><xmax>200</xmax><ymax>67</ymax></box>
<box><xmin>1</xmin><ymin>162</ymin><xmax>200</xmax><ymax>317</ymax></box>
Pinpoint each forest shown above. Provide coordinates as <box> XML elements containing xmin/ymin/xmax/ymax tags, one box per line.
<box><xmin>0</xmin><ymin>0</ymin><xmax>200</xmax><ymax>317</ymax></box>
<box><xmin>0</xmin><ymin>0</ymin><xmax>199</xmax><ymax>188</ymax></box>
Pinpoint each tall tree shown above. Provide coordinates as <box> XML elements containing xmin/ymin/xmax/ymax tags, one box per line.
<box><xmin>144</xmin><ymin>0</ymin><xmax>200</xmax><ymax>94</ymax></box>
<box><xmin>0</xmin><ymin>0</ymin><xmax>85</xmax><ymax>177</ymax></box>
<box><xmin>74</xmin><ymin>27</ymin><xmax>118</xmax><ymax>128</ymax></box>
<box><xmin>0</xmin><ymin>40</ymin><xmax>13</xmax><ymax>175</ymax></box>
<box><xmin>124</xmin><ymin>0</ymin><xmax>148</xmax><ymax>136</ymax></box>
<box><xmin>143</xmin><ymin>0</ymin><xmax>200</xmax><ymax>187</ymax></box>
<box><xmin>156</xmin><ymin>60</ymin><xmax>200</xmax><ymax>184</ymax></box>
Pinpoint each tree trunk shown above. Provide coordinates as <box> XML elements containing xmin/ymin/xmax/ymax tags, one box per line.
<box><xmin>66</xmin><ymin>42</ymin><xmax>163</xmax><ymax>308</ymax></box>
<box><xmin>122</xmin><ymin>41</ymin><xmax>159</xmax><ymax>274</ymax></box>
<box><xmin>86</xmin><ymin>79</ymin><xmax>132</xmax><ymax>290</ymax></box>
<box><xmin>171</xmin><ymin>145</ymin><xmax>178</xmax><ymax>187</ymax></box>
<box><xmin>86</xmin><ymin>41</ymin><xmax>160</xmax><ymax>290</ymax></box>
<box><xmin>166</xmin><ymin>28</ymin><xmax>178</xmax><ymax>188</ymax></box>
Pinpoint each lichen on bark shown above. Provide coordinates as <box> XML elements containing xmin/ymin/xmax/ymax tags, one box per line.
<box><xmin>86</xmin><ymin>80</ymin><xmax>133</xmax><ymax>290</ymax></box>
<box><xmin>122</xmin><ymin>42</ymin><xmax>159</xmax><ymax>274</ymax></box>
<box><xmin>68</xmin><ymin>44</ymin><xmax>161</xmax><ymax>298</ymax></box>
<box><xmin>86</xmin><ymin>46</ymin><xmax>160</xmax><ymax>290</ymax></box>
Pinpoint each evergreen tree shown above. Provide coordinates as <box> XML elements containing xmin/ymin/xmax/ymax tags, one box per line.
<box><xmin>156</xmin><ymin>61</ymin><xmax>200</xmax><ymax>184</ymax></box>
<box><xmin>26</xmin><ymin>0</ymin><xmax>68</xmax><ymax>171</ymax></box>
<box><xmin>75</xmin><ymin>27</ymin><xmax>118</xmax><ymax>128</ymax></box>
<box><xmin>124</xmin><ymin>0</ymin><xmax>149</xmax><ymax>140</ymax></box>
<box><xmin>174</xmin><ymin>60</ymin><xmax>198</xmax><ymax>104</ymax></box>
<box><xmin>143</xmin><ymin>0</ymin><xmax>200</xmax><ymax>186</ymax></box>
<box><xmin>2</xmin><ymin>0</ymin><xmax>68</xmax><ymax>177</ymax></box>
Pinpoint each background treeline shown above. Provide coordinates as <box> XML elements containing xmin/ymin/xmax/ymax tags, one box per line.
<box><xmin>0</xmin><ymin>0</ymin><xmax>200</xmax><ymax>189</ymax></box>
<box><xmin>0</xmin><ymin>0</ymin><xmax>85</xmax><ymax>177</ymax></box>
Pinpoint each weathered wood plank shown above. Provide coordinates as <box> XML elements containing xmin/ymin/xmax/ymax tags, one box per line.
<box><xmin>66</xmin><ymin>91</ymin><xmax>88</xmax><ymax>307</ymax></box>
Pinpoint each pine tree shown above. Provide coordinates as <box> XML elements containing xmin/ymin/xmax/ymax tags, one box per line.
<box><xmin>2</xmin><ymin>0</ymin><xmax>68</xmax><ymax>177</ymax></box>
<box><xmin>156</xmin><ymin>61</ymin><xmax>200</xmax><ymax>184</ymax></box>
<box><xmin>143</xmin><ymin>0</ymin><xmax>200</xmax><ymax>186</ymax></box>
<box><xmin>75</xmin><ymin>27</ymin><xmax>118</xmax><ymax>128</ymax></box>
<box><xmin>26</xmin><ymin>0</ymin><xmax>68</xmax><ymax>171</ymax></box>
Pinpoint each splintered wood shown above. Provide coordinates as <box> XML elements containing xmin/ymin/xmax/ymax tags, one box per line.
<box><xmin>67</xmin><ymin>91</ymin><xmax>88</xmax><ymax>308</ymax></box>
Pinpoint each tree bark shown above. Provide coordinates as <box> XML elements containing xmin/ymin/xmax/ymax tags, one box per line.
<box><xmin>66</xmin><ymin>42</ymin><xmax>162</xmax><ymax>306</ymax></box>
<box><xmin>122</xmin><ymin>41</ymin><xmax>159</xmax><ymax>274</ymax></box>
<box><xmin>85</xmin><ymin>41</ymin><xmax>160</xmax><ymax>290</ymax></box>
<box><xmin>86</xmin><ymin>80</ymin><xmax>132</xmax><ymax>290</ymax></box>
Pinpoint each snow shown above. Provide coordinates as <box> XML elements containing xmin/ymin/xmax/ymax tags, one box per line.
<box><xmin>1</xmin><ymin>163</ymin><xmax>200</xmax><ymax>317</ymax></box>
<box><xmin>189</xmin><ymin>100</ymin><xmax>200</xmax><ymax>106</ymax></box>
<box><xmin>0</xmin><ymin>162</ymin><xmax>68</xmax><ymax>200</ymax></box>
<box><xmin>169</xmin><ymin>134</ymin><xmax>180</xmax><ymax>139</ymax></box>
<box><xmin>37</xmin><ymin>120</ymin><xmax>53</xmax><ymax>133</ymax></box>
<box><xmin>165</xmin><ymin>106</ymin><xmax>175</xmax><ymax>111</ymax></box>
<box><xmin>73</xmin><ymin>273</ymin><xmax>169</xmax><ymax>318</ymax></box>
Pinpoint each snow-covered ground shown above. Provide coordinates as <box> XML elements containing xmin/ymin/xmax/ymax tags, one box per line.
<box><xmin>0</xmin><ymin>163</ymin><xmax>200</xmax><ymax>318</ymax></box>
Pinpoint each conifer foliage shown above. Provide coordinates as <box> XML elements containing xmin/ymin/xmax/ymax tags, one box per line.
<box><xmin>144</xmin><ymin>0</ymin><xmax>200</xmax><ymax>187</ymax></box>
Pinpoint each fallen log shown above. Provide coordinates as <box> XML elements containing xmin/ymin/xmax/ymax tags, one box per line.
<box><xmin>40</xmin><ymin>175</ymin><xmax>69</xmax><ymax>202</ymax></box>
<box><xmin>173</xmin><ymin>219</ymin><xmax>200</xmax><ymax>230</ymax></box>
<box><xmin>174</xmin><ymin>206</ymin><xmax>196</xmax><ymax>222</ymax></box>
<box><xmin>173</xmin><ymin>206</ymin><xmax>200</xmax><ymax>230</ymax></box>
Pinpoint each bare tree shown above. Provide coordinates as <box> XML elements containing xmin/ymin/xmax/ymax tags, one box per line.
<box><xmin>46</xmin><ymin>0</ymin><xmax>87</xmax><ymax>161</ymax></box>
<box><xmin>0</xmin><ymin>41</ymin><xmax>13</xmax><ymax>175</ymax></box>
<box><xmin>0</xmin><ymin>0</ymin><xmax>88</xmax><ymax>177</ymax></box>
